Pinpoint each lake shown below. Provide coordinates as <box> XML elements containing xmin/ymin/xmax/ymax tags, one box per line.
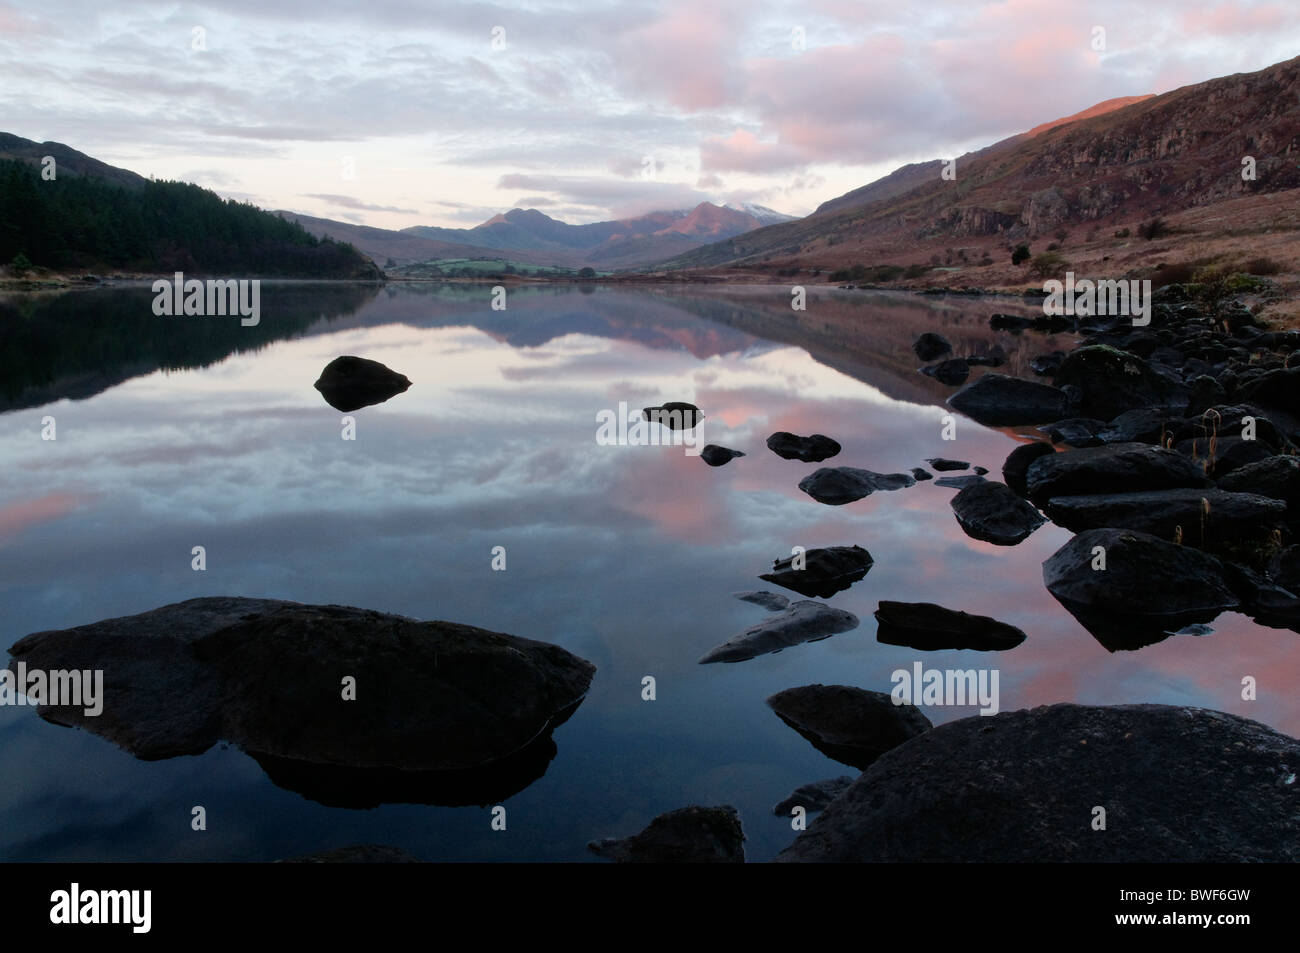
<box><xmin>2</xmin><ymin>281</ymin><xmax>1295</xmax><ymax>862</ymax></box>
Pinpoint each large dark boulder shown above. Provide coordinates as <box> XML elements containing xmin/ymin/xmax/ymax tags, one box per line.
<box><xmin>874</xmin><ymin>601</ymin><xmax>1027</xmax><ymax>651</ymax></box>
<box><xmin>766</xmin><ymin>432</ymin><xmax>841</xmax><ymax>462</ymax></box>
<box><xmin>778</xmin><ymin>704</ymin><xmax>1300</xmax><ymax>862</ymax></box>
<box><xmin>589</xmin><ymin>806</ymin><xmax>744</xmax><ymax>863</ymax></box>
<box><xmin>766</xmin><ymin>684</ymin><xmax>932</xmax><ymax>770</ymax></box>
<box><xmin>314</xmin><ymin>356</ymin><xmax>411</xmax><ymax>412</ymax></box>
<box><xmin>1043</xmin><ymin>488</ymin><xmax>1286</xmax><ymax>543</ymax></box>
<box><xmin>8</xmin><ymin>597</ymin><xmax>596</xmax><ymax>802</ymax></box>
<box><xmin>1052</xmin><ymin>345</ymin><xmax>1190</xmax><ymax>420</ymax></box>
<box><xmin>1025</xmin><ymin>442</ymin><xmax>1208</xmax><ymax>505</ymax></box>
<box><xmin>948</xmin><ymin>373</ymin><xmax>1070</xmax><ymax>426</ymax></box>
<box><xmin>798</xmin><ymin>467</ymin><xmax>915</xmax><ymax>505</ymax></box>
<box><xmin>759</xmin><ymin>544</ymin><xmax>874</xmax><ymax>598</ymax></box>
<box><xmin>1241</xmin><ymin>366</ymin><xmax>1300</xmax><ymax>415</ymax></box>
<box><xmin>950</xmin><ymin>480</ymin><xmax>1046</xmax><ymax>545</ymax></box>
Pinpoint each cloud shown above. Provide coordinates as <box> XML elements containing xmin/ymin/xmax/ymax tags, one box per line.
<box><xmin>301</xmin><ymin>193</ymin><xmax>420</xmax><ymax>214</ymax></box>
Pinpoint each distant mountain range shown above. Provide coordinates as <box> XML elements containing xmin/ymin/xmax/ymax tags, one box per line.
<box><xmin>662</xmin><ymin>56</ymin><xmax>1300</xmax><ymax>273</ymax></box>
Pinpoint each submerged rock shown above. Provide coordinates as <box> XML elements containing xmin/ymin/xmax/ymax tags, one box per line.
<box><xmin>767</xmin><ymin>684</ymin><xmax>932</xmax><ymax>770</ymax></box>
<box><xmin>798</xmin><ymin>467</ymin><xmax>916</xmax><ymax>505</ymax></box>
<box><xmin>766</xmin><ymin>432</ymin><xmax>841</xmax><ymax>462</ymax></box>
<box><xmin>589</xmin><ymin>806</ymin><xmax>745</xmax><ymax>863</ymax></box>
<box><xmin>699</xmin><ymin>601</ymin><xmax>860</xmax><ymax>663</ymax></box>
<box><xmin>314</xmin><ymin>356</ymin><xmax>411</xmax><ymax>412</ymax></box>
<box><xmin>643</xmin><ymin>402</ymin><xmax>704</xmax><ymax>430</ymax></box>
<box><xmin>921</xmin><ymin>358</ymin><xmax>970</xmax><ymax>386</ymax></box>
<box><xmin>950</xmin><ymin>480</ymin><xmax>1046</xmax><ymax>545</ymax></box>
<box><xmin>700</xmin><ymin>444</ymin><xmax>745</xmax><ymax>467</ymax></box>
<box><xmin>773</xmin><ymin>777</ymin><xmax>855</xmax><ymax>817</ymax></box>
<box><xmin>874</xmin><ymin>600</ymin><xmax>1027</xmax><ymax>651</ymax></box>
<box><xmin>911</xmin><ymin>467</ymin><xmax>933</xmax><ymax>481</ymax></box>
<box><xmin>948</xmin><ymin>373</ymin><xmax>1070</xmax><ymax>426</ymax></box>
<box><xmin>913</xmin><ymin>332</ymin><xmax>953</xmax><ymax>362</ymax></box>
<box><xmin>778</xmin><ymin>704</ymin><xmax>1300</xmax><ymax>862</ymax></box>
<box><xmin>1042</xmin><ymin>529</ymin><xmax>1240</xmax><ymax>651</ymax></box>
<box><xmin>759</xmin><ymin>544</ymin><xmax>874</xmax><ymax>598</ymax></box>
<box><xmin>732</xmin><ymin>590</ymin><xmax>791</xmax><ymax>612</ymax></box>
<box><xmin>7</xmin><ymin>597</ymin><xmax>596</xmax><ymax>805</ymax></box>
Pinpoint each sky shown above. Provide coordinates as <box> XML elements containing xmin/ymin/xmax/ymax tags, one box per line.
<box><xmin>1</xmin><ymin>0</ymin><xmax>1298</xmax><ymax>230</ymax></box>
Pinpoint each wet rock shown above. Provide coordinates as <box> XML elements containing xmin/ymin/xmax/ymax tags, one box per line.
<box><xmin>1173</xmin><ymin>435</ymin><xmax>1275</xmax><ymax>478</ymax></box>
<box><xmin>1029</xmin><ymin>351</ymin><xmax>1065</xmax><ymax>376</ymax></box>
<box><xmin>589</xmin><ymin>806</ymin><xmax>745</xmax><ymax>863</ymax></box>
<box><xmin>972</xmin><ymin>466</ymin><xmax>988</xmax><ymax>475</ymax></box>
<box><xmin>766</xmin><ymin>684</ymin><xmax>932</xmax><ymax>770</ymax></box>
<box><xmin>948</xmin><ymin>373</ymin><xmax>1070</xmax><ymax>426</ymax></box>
<box><xmin>913</xmin><ymin>332</ymin><xmax>952</xmax><ymax>362</ymax></box>
<box><xmin>911</xmin><ymin>467</ymin><xmax>933</xmax><ymax>481</ymax></box>
<box><xmin>934</xmin><ymin>474</ymin><xmax>986</xmax><ymax>489</ymax></box>
<box><xmin>759</xmin><ymin>544</ymin><xmax>874</xmax><ymax>598</ymax></box>
<box><xmin>1096</xmin><ymin>408</ymin><xmax>1180</xmax><ymax>445</ymax></box>
<box><xmin>1024</xmin><ymin>442</ymin><xmax>1208</xmax><ymax>505</ymax></box>
<box><xmin>1042</xmin><ymin>529</ymin><xmax>1239</xmax><ymax>651</ymax></box>
<box><xmin>927</xmin><ymin>458</ymin><xmax>969</xmax><ymax>471</ymax></box>
<box><xmin>1220</xmin><ymin>562</ymin><xmax>1300</xmax><ymax>633</ymax></box>
<box><xmin>1052</xmin><ymin>345</ymin><xmax>1189</xmax><ymax>420</ymax></box>
<box><xmin>698</xmin><ymin>601</ymin><xmax>860</xmax><ymax>663</ymax></box>
<box><xmin>700</xmin><ymin>444</ymin><xmax>745</xmax><ymax>467</ymax></box>
<box><xmin>643</xmin><ymin>402</ymin><xmax>704</xmax><ymax>430</ymax></box>
<box><xmin>1186</xmin><ymin>375</ymin><xmax>1228</xmax><ymax>417</ymax></box>
<box><xmin>7</xmin><ymin>597</ymin><xmax>596</xmax><ymax>803</ymax></box>
<box><xmin>773</xmin><ymin>777</ymin><xmax>855</xmax><ymax>817</ymax></box>
<box><xmin>798</xmin><ymin>467</ymin><xmax>915</xmax><ymax>505</ymax></box>
<box><xmin>777</xmin><ymin>704</ymin><xmax>1300</xmax><ymax>862</ymax></box>
<box><xmin>1241</xmin><ymin>366</ymin><xmax>1300</xmax><ymax>415</ymax></box>
<box><xmin>733</xmin><ymin>590</ymin><xmax>790</xmax><ymax>612</ymax></box>
<box><xmin>314</xmin><ymin>356</ymin><xmax>411</xmax><ymax>412</ymax></box>
<box><xmin>766</xmin><ymin>432</ymin><xmax>841</xmax><ymax>462</ymax></box>
<box><xmin>921</xmin><ymin>358</ymin><xmax>969</xmax><ymax>386</ymax></box>
<box><xmin>278</xmin><ymin>845</ymin><xmax>423</xmax><ymax>863</ymax></box>
<box><xmin>951</xmin><ymin>480</ymin><xmax>1046</xmax><ymax>545</ymax></box>
<box><xmin>1269</xmin><ymin>545</ymin><xmax>1300</xmax><ymax>592</ymax></box>
<box><xmin>874</xmin><ymin>601</ymin><xmax>1027</xmax><ymax>651</ymax></box>
<box><xmin>1002</xmin><ymin>442</ymin><xmax>1055</xmax><ymax>497</ymax></box>
<box><xmin>1043</xmin><ymin>488</ymin><xmax>1286</xmax><ymax>543</ymax></box>
<box><xmin>1039</xmin><ymin>417</ymin><xmax>1106</xmax><ymax>447</ymax></box>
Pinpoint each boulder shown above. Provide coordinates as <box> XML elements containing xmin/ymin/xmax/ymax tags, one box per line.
<box><xmin>1042</xmin><ymin>488</ymin><xmax>1286</xmax><ymax>543</ymax></box>
<box><xmin>798</xmin><ymin>467</ymin><xmax>915</xmax><ymax>505</ymax></box>
<box><xmin>922</xmin><ymin>358</ymin><xmax>970</xmax><ymax>386</ymax></box>
<box><xmin>589</xmin><ymin>806</ymin><xmax>745</xmax><ymax>863</ymax></box>
<box><xmin>772</xmin><ymin>777</ymin><xmax>855</xmax><ymax>817</ymax></box>
<box><xmin>913</xmin><ymin>332</ymin><xmax>953</xmax><ymax>362</ymax></box>
<box><xmin>950</xmin><ymin>480</ymin><xmax>1046</xmax><ymax>545</ymax></box>
<box><xmin>732</xmin><ymin>590</ymin><xmax>790</xmax><ymax>612</ymax></box>
<box><xmin>766</xmin><ymin>684</ymin><xmax>932</xmax><ymax>770</ymax></box>
<box><xmin>1002</xmin><ymin>441</ymin><xmax>1055</xmax><ymax>497</ymax></box>
<box><xmin>926</xmin><ymin>458</ymin><xmax>969</xmax><ymax>471</ymax></box>
<box><xmin>313</xmin><ymin>356</ymin><xmax>411</xmax><ymax>412</ymax></box>
<box><xmin>759</xmin><ymin>544</ymin><xmax>874</xmax><ymax>598</ymax></box>
<box><xmin>1052</xmin><ymin>345</ymin><xmax>1190</xmax><ymax>420</ymax></box>
<box><xmin>777</xmin><ymin>704</ymin><xmax>1300</xmax><ymax>862</ymax></box>
<box><xmin>874</xmin><ymin>600</ymin><xmax>1027</xmax><ymax>651</ymax></box>
<box><xmin>700</xmin><ymin>444</ymin><xmax>745</xmax><ymax>467</ymax></box>
<box><xmin>698</xmin><ymin>601</ymin><xmax>860</xmax><ymax>664</ymax></box>
<box><xmin>948</xmin><ymin>373</ymin><xmax>1070</xmax><ymax>426</ymax></box>
<box><xmin>766</xmin><ymin>432</ymin><xmax>841</xmax><ymax>462</ymax></box>
<box><xmin>643</xmin><ymin>402</ymin><xmax>704</xmax><ymax>430</ymax></box>
<box><xmin>1025</xmin><ymin>442</ymin><xmax>1208</xmax><ymax>505</ymax></box>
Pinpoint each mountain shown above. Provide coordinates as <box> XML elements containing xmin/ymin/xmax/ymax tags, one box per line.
<box><xmin>723</xmin><ymin>202</ymin><xmax>798</xmax><ymax>225</ymax></box>
<box><xmin>659</xmin><ymin>56</ymin><xmax>1300</xmax><ymax>275</ymax></box>
<box><xmin>0</xmin><ymin>133</ymin><xmax>378</xmax><ymax>279</ymax></box>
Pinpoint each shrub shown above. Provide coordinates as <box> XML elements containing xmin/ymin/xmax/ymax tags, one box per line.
<box><xmin>1244</xmin><ymin>257</ymin><xmax>1282</xmax><ymax>276</ymax></box>
<box><xmin>1011</xmin><ymin>244</ymin><xmax>1031</xmax><ymax>266</ymax></box>
<box><xmin>1028</xmin><ymin>251</ymin><xmax>1067</xmax><ymax>279</ymax></box>
<box><xmin>1114</xmin><ymin>227</ymin><xmax>1131</xmax><ymax>238</ymax></box>
<box><xmin>1137</xmin><ymin>217</ymin><xmax>1168</xmax><ymax>241</ymax></box>
<box><xmin>9</xmin><ymin>251</ymin><xmax>32</xmax><ymax>276</ymax></box>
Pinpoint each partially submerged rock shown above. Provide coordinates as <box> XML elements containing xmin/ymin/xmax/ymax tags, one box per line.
<box><xmin>1002</xmin><ymin>442</ymin><xmax>1055</xmax><ymax>497</ymax></box>
<box><xmin>1025</xmin><ymin>442</ymin><xmax>1208</xmax><ymax>505</ymax></box>
<box><xmin>766</xmin><ymin>432</ymin><xmax>841</xmax><ymax>462</ymax></box>
<box><xmin>778</xmin><ymin>704</ymin><xmax>1300</xmax><ymax>862</ymax></box>
<box><xmin>766</xmin><ymin>684</ymin><xmax>932</xmax><ymax>770</ymax></box>
<box><xmin>926</xmin><ymin>458</ymin><xmax>969</xmax><ymax>471</ymax></box>
<box><xmin>773</xmin><ymin>777</ymin><xmax>855</xmax><ymax>817</ymax></box>
<box><xmin>8</xmin><ymin>597</ymin><xmax>596</xmax><ymax>806</ymax></box>
<box><xmin>732</xmin><ymin>590</ymin><xmax>791</xmax><ymax>612</ymax></box>
<box><xmin>948</xmin><ymin>373</ymin><xmax>1069</xmax><ymax>426</ymax></box>
<box><xmin>314</xmin><ymin>356</ymin><xmax>411</xmax><ymax>412</ymax></box>
<box><xmin>950</xmin><ymin>480</ymin><xmax>1046</xmax><ymax>545</ymax></box>
<box><xmin>589</xmin><ymin>805</ymin><xmax>745</xmax><ymax>863</ymax></box>
<box><xmin>758</xmin><ymin>544</ymin><xmax>874</xmax><ymax>598</ymax></box>
<box><xmin>643</xmin><ymin>402</ymin><xmax>704</xmax><ymax>430</ymax></box>
<box><xmin>699</xmin><ymin>601</ymin><xmax>859</xmax><ymax>663</ymax></box>
<box><xmin>874</xmin><ymin>600</ymin><xmax>1027</xmax><ymax>651</ymax></box>
<box><xmin>700</xmin><ymin>444</ymin><xmax>745</xmax><ymax>467</ymax></box>
<box><xmin>1043</xmin><ymin>488</ymin><xmax>1285</xmax><ymax>543</ymax></box>
<box><xmin>798</xmin><ymin>467</ymin><xmax>915</xmax><ymax>505</ymax></box>
<box><xmin>921</xmin><ymin>358</ymin><xmax>969</xmax><ymax>386</ymax></box>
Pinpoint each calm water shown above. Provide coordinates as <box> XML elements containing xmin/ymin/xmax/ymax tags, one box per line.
<box><xmin>2</xmin><ymin>282</ymin><xmax>1295</xmax><ymax>862</ymax></box>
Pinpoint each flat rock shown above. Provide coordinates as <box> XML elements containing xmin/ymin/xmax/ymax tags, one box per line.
<box><xmin>700</xmin><ymin>444</ymin><xmax>745</xmax><ymax>467</ymax></box>
<box><xmin>1025</xmin><ymin>442</ymin><xmax>1208</xmax><ymax>505</ymax></box>
<box><xmin>948</xmin><ymin>373</ymin><xmax>1070</xmax><ymax>426</ymax></box>
<box><xmin>1217</xmin><ymin>454</ymin><xmax>1300</xmax><ymax>515</ymax></box>
<box><xmin>698</xmin><ymin>601</ymin><xmax>860</xmax><ymax>663</ymax></box>
<box><xmin>767</xmin><ymin>684</ymin><xmax>932</xmax><ymax>770</ymax></box>
<box><xmin>589</xmin><ymin>806</ymin><xmax>744</xmax><ymax>863</ymax></box>
<box><xmin>314</xmin><ymin>356</ymin><xmax>411</xmax><ymax>412</ymax></box>
<box><xmin>759</xmin><ymin>544</ymin><xmax>874</xmax><ymax>598</ymax></box>
<box><xmin>777</xmin><ymin>704</ymin><xmax>1300</xmax><ymax>862</ymax></box>
<box><xmin>874</xmin><ymin>600</ymin><xmax>1027</xmax><ymax>651</ymax></box>
<box><xmin>766</xmin><ymin>432</ymin><xmax>841</xmax><ymax>462</ymax></box>
<box><xmin>1043</xmin><ymin>488</ymin><xmax>1285</xmax><ymax>543</ymax></box>
<box><xmin>1096</xmin><ymin>407</ymin><xmax>1180</xmax><ymax>445</ymax></box>
<box><xmin>643</xmin><ymin>402</ymin><xmax>704</xmax><ymax>430</ymax></box>
<box><xmin>732</xmin><ymin>590</ymin><xmax>790</xmax><ymax>612</ymax></box>
<box><xmin>798</xmin><ymin>467</ymin><xmax>915</xmax><ymax>505</ymax></box>
<box><xmin>772</xmin><ymin>777</ymin><xmax>855</xmax><ymax>817</ymax></box>
<box><xmin>934</xmin><ymin>474</ymin><xmax>986</xmax><ymax>489</ymax></box>
<box><xmin>926</xmin><ymin>457</ymin><xmax>969</xmax><ymax>471</ymax></box>
<box><xmin>1042</xmin><ymin>529</ymin><xmax>1240</xmax><ymax>651</ymax></box>
<box><xmin>1039</xmin><ymin>417</ymin><xmax>1106</xmax><ymax>448</ymax></box>
<box><xmin>7</xmin><ymin>597</ymin><xmax>596</xmax><ymax>803</ymax></box>
<box><xmin>951</xmin><ymin>480</ymin><xmax>1046</xmax><ymax>545</ymax></box>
